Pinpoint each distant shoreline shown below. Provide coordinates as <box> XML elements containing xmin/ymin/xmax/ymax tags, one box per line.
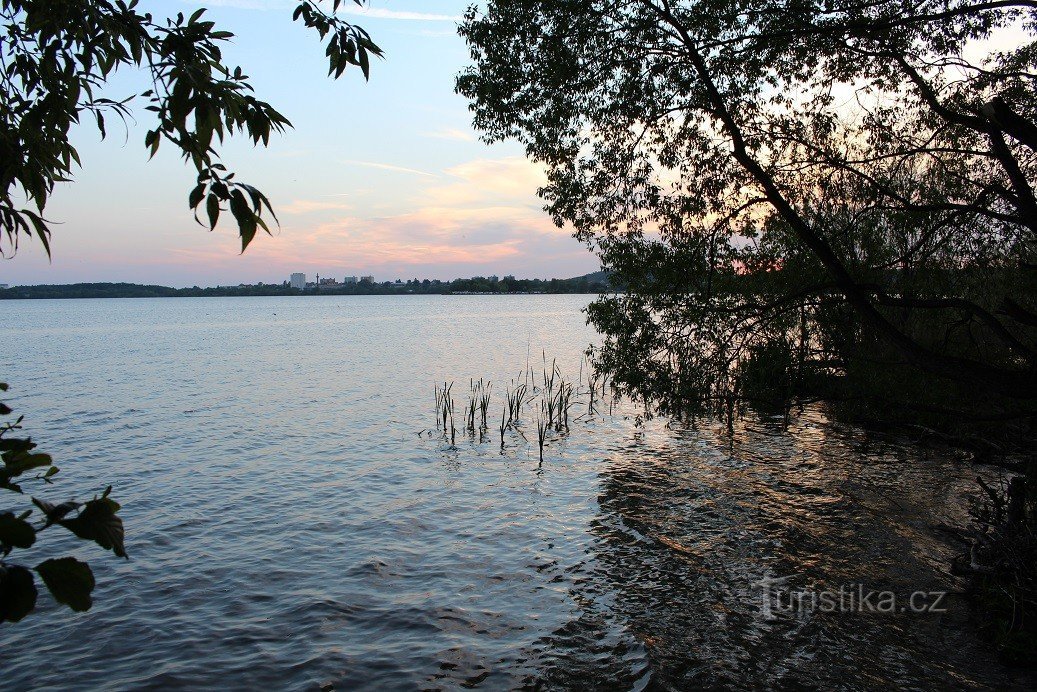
<box><xmin>0</xmin><ymin>274</ymin><xmax>613</xmax><ymax>300</ymax></box>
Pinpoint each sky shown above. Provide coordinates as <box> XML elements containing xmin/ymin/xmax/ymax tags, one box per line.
<box><xmin>1</xmin><ymin>1</ymin><xmax>600</xmax><ymax>288</ymax></box>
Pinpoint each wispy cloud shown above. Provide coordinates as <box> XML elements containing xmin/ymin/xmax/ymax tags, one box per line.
<box><xmin>190</xmin><ymin>2</ymin><xmax>459</xmax><ymax>21</ymax></box>
<box><xmin>145</xmin><ymin>154</ymin><xmax>591</xmax><ymax>282</ymax></box>
<box><xmin>416</xmin><ymin>156</ymin><xmax>549</xmax><ymax>208</ymax></box>
<box><xmin>343</xmin><ymin>8</ymin><xmax>461</xmax><ymax>22</ymax></box>
<box><xmin>409</xmin><ymin>28</ymin><xmax>461</xmax><ymax>39</ymax></box>
<box><xmin>341</xmin><ymin>159</ymin><xmax>438</xmax><ymax>178</ymax></box>
<box><xmin>278</xmin><ymin>199</ymin><xmax>353</xmax><ymax>215</ymax></box>
<box><xmin>422</xmin><ymin>127</ymin><xmax>476</xmax><ymax>142</ymax></box>
<box><xmin>190</xmin><ymin>0</ymin><xmax>291</xmax><ymax>9</ymax></box>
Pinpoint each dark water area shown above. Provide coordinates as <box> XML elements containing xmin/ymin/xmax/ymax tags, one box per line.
<box><xmin>0</xmin><ymin>295</ymin><xmax>1032</xmax><ymax>689</ymax></box>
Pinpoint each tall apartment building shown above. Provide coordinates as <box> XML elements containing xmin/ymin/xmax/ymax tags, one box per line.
<box><xmin>290</xmin><ymin>273</ymin><xmax>306</xmax><ymax>289</ymax></box>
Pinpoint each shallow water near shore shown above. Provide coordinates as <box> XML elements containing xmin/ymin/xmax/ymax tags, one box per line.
<box><xmin>0</xmin><ymin>294</ymin><xmax>1032</xmax><ymax>689</ymax></box>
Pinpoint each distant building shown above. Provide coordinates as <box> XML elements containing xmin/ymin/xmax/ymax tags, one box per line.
<box><xmin>488</xmin><ymin>275</ymin><xmax>499</xmax><ymax>283</ymax></box>
<box><xmin>0</xmin><ymin>284</ymin><xmax>8</xmax><ymax>289</ymax></box>
<box><xmin>504</xmin><ymin>275</ymin><xmax>515</xmax><ymax>281</ymax></box>
<box><xmin>343</xmin><ymin>276</ymin><xmax>358</xmax><ymax>284</ymax></box>
<box><xmin>319</xmin><ymin>277</ymin><xmax>339</xmax><ymax>286</ymax></box>
<box><xmin>360</xmin><ymin>275</ymin><xmax>375</xmax><ymax>284</ymax></box>
<box><xmin>290</xmin><ymin>273</ymin><xmax>306</xmax><ymax>289</ymax></box>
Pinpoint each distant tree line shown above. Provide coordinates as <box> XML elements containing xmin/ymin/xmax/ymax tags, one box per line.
<box><xmin>0</xmin><ymin>273</ymin><xmax>613</xmax><ymax>300</ymax></box>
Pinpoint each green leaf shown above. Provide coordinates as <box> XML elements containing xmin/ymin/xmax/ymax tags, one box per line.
<box><xmin>229</xmin><ymin>190</ymin><xmax>257</xmax><ymax>252</ymax></box>
<box><xmin>188</xmin><ymin>183</ymin><xmax>206</xmax><ymax>210</ymax></box>
<box><xmin>359</xmin><ymin>46</ymin><xmax>370</xmax><ymax>81</ymax></box>
<box><xmin>240</xmin><ymin>220</ymin><xmax>257</xmax><ymax>252</ymax></box>
<box><xmin>0</xmin><ymin>438</ymin><xmax>35</xmax><ymax>453</ymax></box>
<box><xmin>2</xmin><ymin>451</ymin><xmax>53</xmax><ymax>476</ymax></box>
<box><xmin>0</xmin><ymin>564</ymin><xmax>37</xmax><ymax>622</ymax></box>
<box><xmin>35</xmin><ymin>558</ymin><xmax>94</xmax><ymax>612</ymax></box>
<box><xmin>0</xmin><ymin>512</ymin><xmax>36</xmax><ymax>549</ymax></box>
<box><xmin>32</xmin><ymin>497</ymin><xmax>79</xmax><ymax>526</ymax></box>
<box><xmin>59</xmin><ymin>497</ymin><xmax>127</xmax><ymax>558</ymax></box>
<box><xmin>206</xmin><ymin>193</ymin><xmax>220</xmax><ymax>230</ymax></box>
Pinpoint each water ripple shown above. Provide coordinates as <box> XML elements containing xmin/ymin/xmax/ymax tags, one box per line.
<box><xmin>0</xmin><ymin>296</ymin><xmax>1031</xmax><ymax>690</ymax></box>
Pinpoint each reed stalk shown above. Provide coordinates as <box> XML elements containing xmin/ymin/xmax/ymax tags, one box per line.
<box><xmin>536</xmin><ymin>404</ymin><xmax>547</xmax><ymax>463</ymax></box>
<box><xmin>499</xmin><ymin>408</ymin><xmax>506</xmax><ymax>451</ymax></box>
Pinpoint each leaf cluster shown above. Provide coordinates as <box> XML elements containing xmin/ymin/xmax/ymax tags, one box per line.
<box><xmin>0</xmin><ymin>0</ymin><xmax>381</xmax><ymax>255</ymax></box>
<box><xmin>0</xmin><ymin>383</ymin><xmax>126</xmax><ymax>624</ymax></box>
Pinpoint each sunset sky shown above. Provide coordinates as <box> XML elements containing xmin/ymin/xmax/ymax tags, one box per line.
<box><xmin>1</xmin><ymin>0</ymin><xmax>599</xmax><ymax>288</ymax></box>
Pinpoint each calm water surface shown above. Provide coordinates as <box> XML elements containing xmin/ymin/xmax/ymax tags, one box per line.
<box><xmin>0</xmin><ymin>295</ymin><xmax>1032</xmax><ymax>690</ymax></box>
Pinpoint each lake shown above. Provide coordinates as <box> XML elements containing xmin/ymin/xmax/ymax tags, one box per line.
<box><xmin>0</xmin><ymin>295</ymin><xmax>1031</xmax><ymax>689</ymax></box>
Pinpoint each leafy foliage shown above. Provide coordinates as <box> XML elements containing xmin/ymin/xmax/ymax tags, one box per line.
<box><xmin>459</xmin><ymin>0</ymin><xmax>1037</xmax><ymax>420</ymax></box>
<box><xmin>461</xmin><ymin>3</ymin><xmax>1037</xmax><ymax>661</ymax></box>
<box><xmin>0</xmin><ymin>0</ymin><xmax>381</xmax><ymax>255</ymax></box>
<box><xmin>0</xmin><ymin>383</ymin><xmax>126</xmax><ymax>623</ymax></box>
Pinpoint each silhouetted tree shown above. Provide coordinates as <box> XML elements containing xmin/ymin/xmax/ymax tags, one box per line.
<box><xmin>459</xmin><ymin>0</ymin><xmax>1037</xmax><ymax>417</ymax></box>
